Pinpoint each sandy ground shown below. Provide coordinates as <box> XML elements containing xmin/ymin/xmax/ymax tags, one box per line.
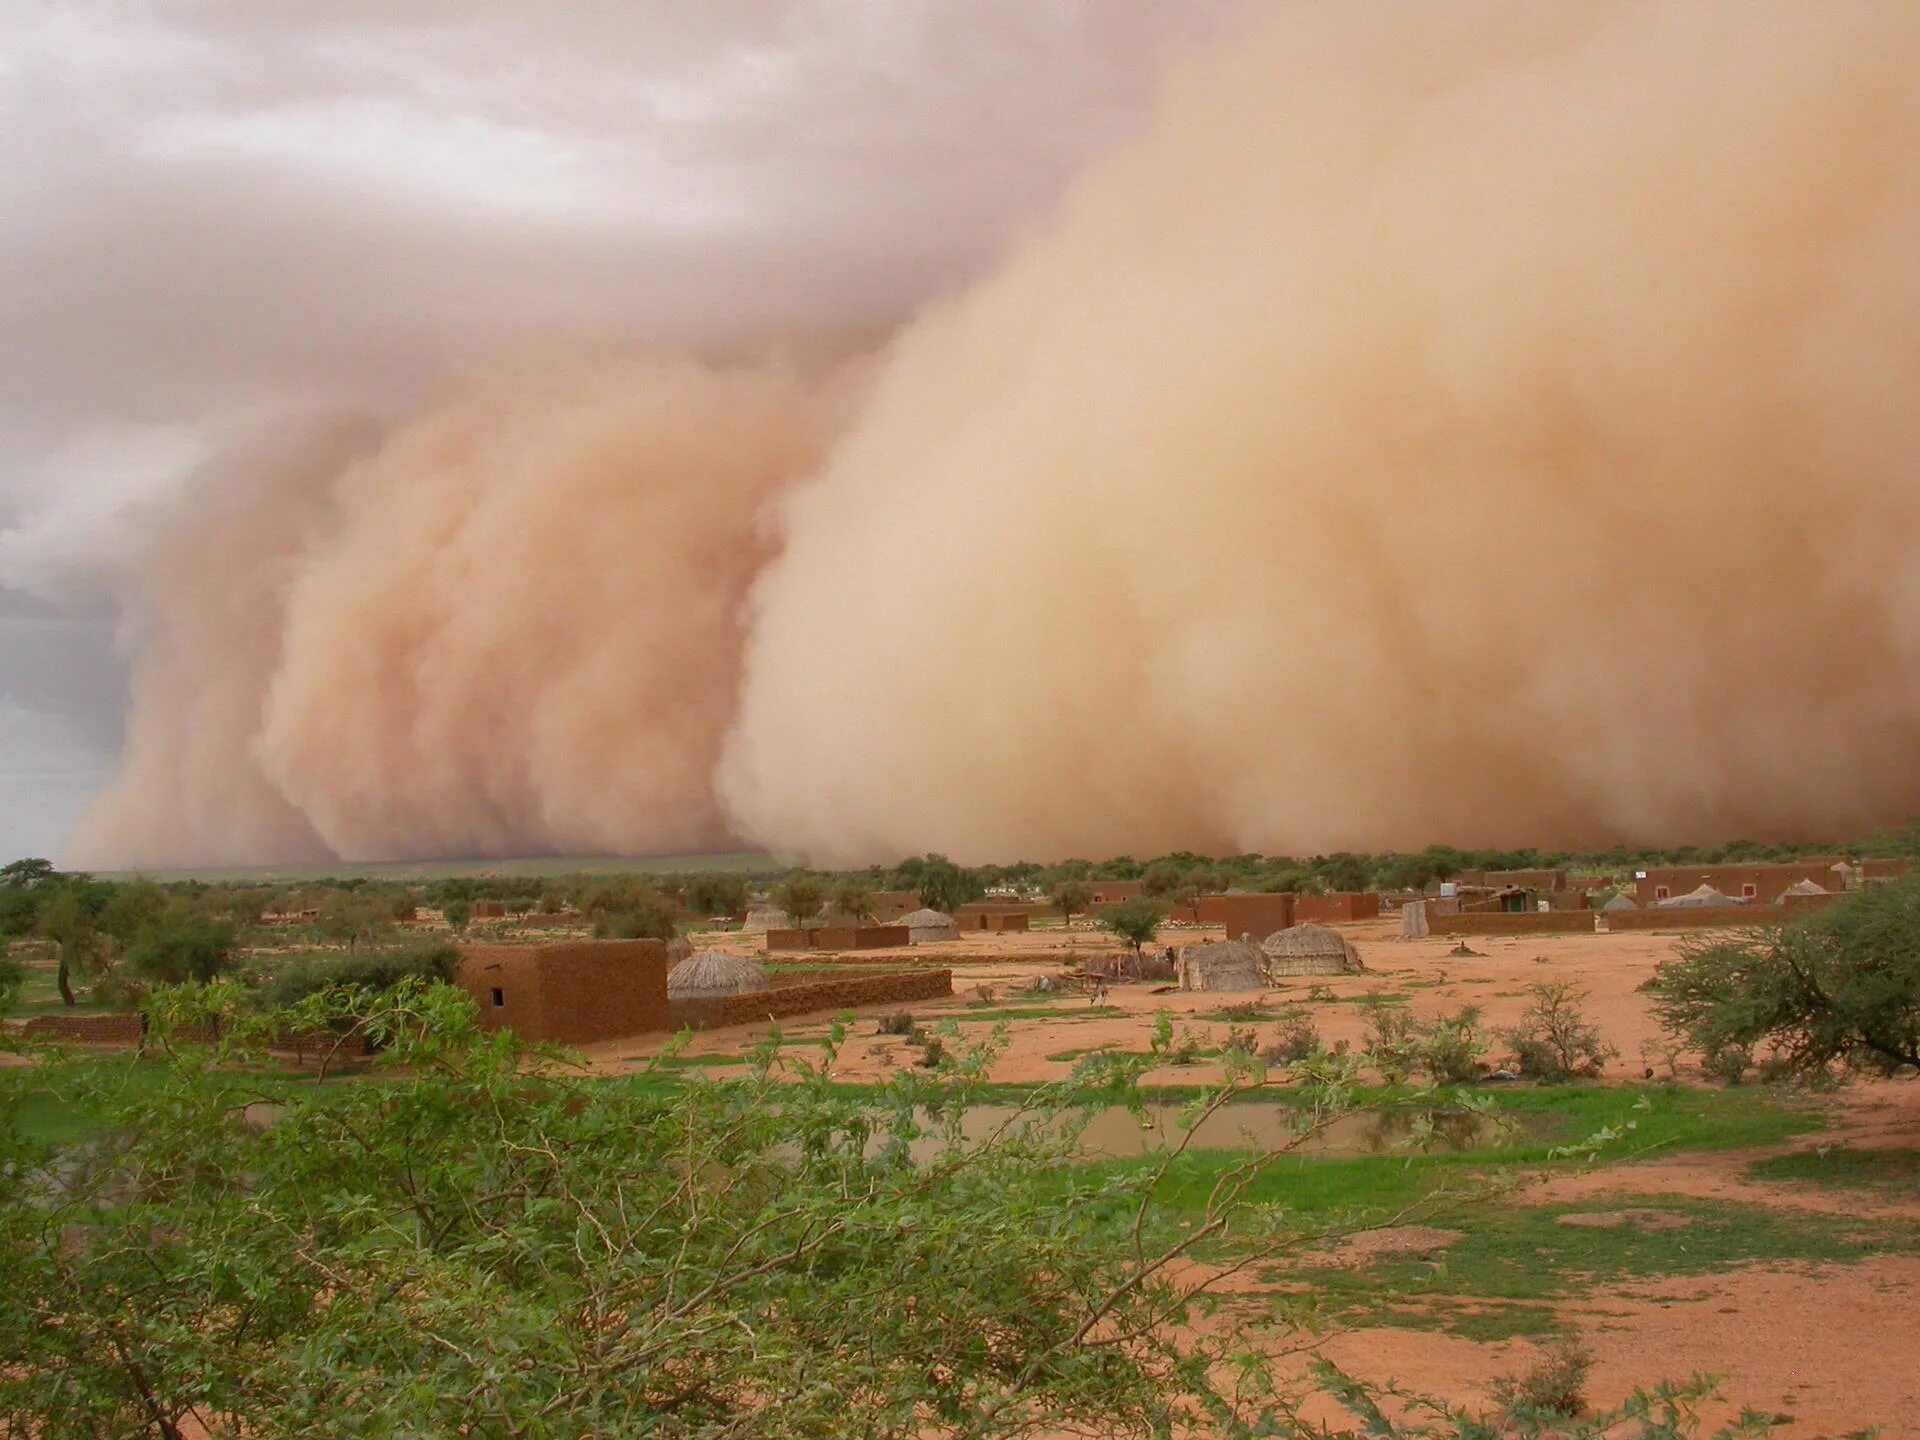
<box><xmin>579</xmin><ymin>917</ymin><xmax>1920</xmax><ymax>1435</ymax></box>
<box><xmin>589</xmin><ymin>916</ymin><xmax>1698</xmax><ymax>1086</ymax></box>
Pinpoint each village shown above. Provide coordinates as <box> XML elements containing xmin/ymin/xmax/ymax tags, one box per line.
<box><xmin>5</xmin><ymin>846</ymin><xmax>1919</xmax><ymax>1434</ymax></box>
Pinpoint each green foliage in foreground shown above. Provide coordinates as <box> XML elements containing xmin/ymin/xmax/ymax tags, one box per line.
<box><xmin>0</xmin><ymin>987</ymin><xmax>1804</xmax><ymax>1439</ymax></box>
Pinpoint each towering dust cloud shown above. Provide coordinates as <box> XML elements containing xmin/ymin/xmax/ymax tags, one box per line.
<box><xmin>74</xmin><ymin>1</ymin><xmax>1920</xmax><ymax>869</ymax></box>
<box><xmin>73</xmin><ymin>361</ymin><xmax>845</xmax><ymax>866</ymax></box>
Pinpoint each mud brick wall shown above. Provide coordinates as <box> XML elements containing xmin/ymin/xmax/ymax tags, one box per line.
<box><xmin>12</xmin><ymin>1014</ymin><xmax>224</xmax><ymax>1047</ymax></box>
<box><xmin>767</xmin><ymin>925</ymin><xmax>911</xmax><ymax>951</ymax></box>
<box><xmin>1194</xmin><ymin>893</ymin><xmax>1295</xmax><ymax>940</ymax></box>
<box><xmin>19</xmin><ymin>1013</ymin><xmax>143</xmax><ymax>1044</ymax></box>
<box><xmin>1604</xmin><ymin>906</ymin><xmax>1791</xmax><ymax>931</ymax></box>
<box><xmin>1293</xmin><ymin>892</ymin><xmax>1382</xmax><ymax>923</ymax></box>
<box><xmin>670</xmin><ymin>968</ymin><xmax>952</xmax><ymax>1031</ymax></box>
<box><xmin>1431</xmin><ymin>911</ymin><xmax>1597</xmax><ymax>936</ymax></box>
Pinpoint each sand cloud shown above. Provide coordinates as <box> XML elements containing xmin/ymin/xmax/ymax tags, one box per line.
<box><xmin>66</xmin><ymin>0</ymin><xmax>1920</xmax><ymax>868</ymax></box>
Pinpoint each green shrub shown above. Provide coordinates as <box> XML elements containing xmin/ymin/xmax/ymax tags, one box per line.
<box><xmin>1649</xmin><ymin>879</ymin><xmax>1920</xmax><ymax>1077</ymax></box>
<box><xmin>1504</xmin><ymin>981</ymin><xmax>1616</xmax><ymax>1081</ymax></box>
<box><xmin>1421</xmin><ymin>1005</ymin><xmax>1488</xmax><ymax>1084</ymax></box>
<box><xmin>263</xmin><ymin>941</ymin><xmax>462</xmax><ymax>1009</ymax></box>
<box><xmin>1490</xmin><ymin>1335</ymin><xmax>1593</xmax><ymax>1419</ymax></box>
<box><xmin>1262</xmin><ymin>1005</ymin><xmax>1323</xmax><ymax>1066</ymax></box>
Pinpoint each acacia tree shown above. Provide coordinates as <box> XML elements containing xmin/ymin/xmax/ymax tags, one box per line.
<box><xmin>829</xmin><ymin>879</ymin><xmax>876</xmax><ymax>925</ymax></box>
<box><xmin>685</xmin><ymin>873</ymin><xmax>749</xmax><ymax>920</ymax></box>
<box><xmin>1099</xmin><ymin>897</ymin><xmax>1167</xmax><ymax>959</ymax></box>
<box><xmin>771</xmin><ymin>872</ymin><xmax>827</xmax><ymax>929</ymax></box>
<box><xmin>1051</xmin><ymin>880</ymin><xmax>1093</xmax><ymax>930</ymax></box>
<box><xmin>35</xmin><ymin>887</ymin><xmax>103</xmax><ymax>1007</ymax></box>
<box><xmin>1649</xmin><ymin>880</ymin><xmax>1920</xmax><ymax>1077</ymax></box>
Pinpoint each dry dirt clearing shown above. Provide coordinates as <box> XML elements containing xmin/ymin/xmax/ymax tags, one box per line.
<box><xmin>592</xmin><ymin>918</ymin><xmax>1920</xmax><ymax>1436</ymax></box>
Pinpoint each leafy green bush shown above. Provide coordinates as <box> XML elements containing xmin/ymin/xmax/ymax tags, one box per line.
<box><xmin>261</xmin><ymin>941</ymin><xmax>462</xmax><ymax>1009</ymax></box>
<box><xmin>1421</xmin><ymin>1005</ymin><xmax>1489</xmax><ymax>1084</ymax></box>
<box><xmin>122</xmin><ymin>918</ymin><xmax>238</xmax><ymax>986</ymax></box>
<box><xmin>1490</xmin><ymin>1335</ymin><xmax>1593</xmax><ymax>1419</ymax></box>
<box><xmin>1262</xmin><ymin>1005</ymin><xmax>1324</xmax><ymax>1066</ymax></box>
<box><xmin>1504</xmin><ymin>981</ymin><xmax>1617</xmax><ymax>1081</ymax></box>
<box><xmin>1649</xmin><ymin>879</ymin><xmax>1920</xmax><ymax>1077</ymax></box>
<box><xmin>593</xmin><ymin>906</ymin><xmax>676</xmax><ymax>941</ymax></box>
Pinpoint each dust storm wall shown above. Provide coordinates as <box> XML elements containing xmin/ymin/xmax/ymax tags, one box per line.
<box><xmin>71</xmin><ymin>1</ymin><xmax>1920</xmax><ymax>870</ymax></box>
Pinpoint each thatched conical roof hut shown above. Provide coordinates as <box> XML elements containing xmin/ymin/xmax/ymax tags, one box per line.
<box><xmin>1601</xmin><ymin>891</ymin><xmax>1638</xmax><ymax>912</ymax></box>
<box><xmin>902</xmin><ymin>907</ymin><xmax>959</xmax><ymax>944</ymax></box>
<box><xmin>742</xmin><ymin>904</ymin><xmax>790</xmax><ymax>934</ymax></box>
<box><xmin>1776</xmin><ymin>878</ymin><xmax>1829</xmax><ymax>903</ymax></box>
<box><xmin>1655</xmin><ymin>883</ymin><xmax>1739</xmax><ymax>909</ymax></box>
<box><xmin>668</xmin><ymin>950</ymin><xmax>769</xmax><ymax>999</ymax></box>
<box><xmin>667</xmin><ymin>934</ymin><xmax>694</xmax><ymax>964</ymax></box>
<box><xmin>1260</xmin><ymin>923</ymin><xmax>1362</xmax><ymax>977</ymax></box>
<box><xmin>1178</xmin><ymin>939</ymin><xmax>1263</xmax><ymax>992</ymax></box>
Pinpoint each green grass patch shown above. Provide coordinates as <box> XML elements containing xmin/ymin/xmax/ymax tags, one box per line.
<box><xmin>1290</xmin><ymin>1194</ymin><xmax>1919</xmax><ymax>1342</ymax></box>
<box><xmin>1748</xmin><ymin>1145</ymin><xmax>1920</xmax><ymax>1193</ymax></box>
<box><xmin>955</xmin><ymin>1005</ymin><xmax>1125</xmax><ymax>1024</ymax></box>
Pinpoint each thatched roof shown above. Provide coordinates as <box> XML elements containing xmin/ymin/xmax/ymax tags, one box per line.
<box><xmin>1655</xmin><ymin>883</ymin><xmax>1739</xmax><ymax>909</ymax></box>
<box><xmin>1777</xmin><ymin>878</ymin><xmax>1829</xmax><ymax>901</ymax></box>
<box><xmin>901</xmin><ymin>907</ymin><xmax>955</xmax><ymax>927</ymax></box>
<box><xmin>1179</xmin><ymin>939</ymin><xmax>1264</xmax><ymax>992</ymax></box>
<box><xmin>1601</xmin><ymin>892</ymin><xmax>1638</xmax><ymax>912</ymax></box>
<box><xmin>741</xmin><ymin>904</ymin><xmax>790</xmax><ymax>933</ymax></box>
<box><xmin>667</xmin><ymin>934</ymin><xmax>694</xmax><ymax>963</ymax></box>
<box><xmin>1260</xmin><ymin>924</ymin><xmax>1362</xmax><ymax>975</ymax></box>
<box><xmin>668</xmin><ymin>950</ymin><xmax>769</xmax><ymax>998</ymax></box>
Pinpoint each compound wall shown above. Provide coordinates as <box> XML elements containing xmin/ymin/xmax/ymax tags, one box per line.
<box><xmin>668</xmin><ymin>967</ymin><xmax>952</xmax><ymax>1031</ymax></box>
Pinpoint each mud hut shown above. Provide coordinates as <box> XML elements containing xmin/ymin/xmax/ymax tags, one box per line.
<box><xmin>667</xmin><ymin>950</ymin><xmax>769</xmax><ymax>999</ymax></box>
<box><xmin>741</xmin><ymin>904</ymin><xmax>791</xmax><ymax>934</ymax></box>
<box><xmin>1177</xmin><ymin>939</ymin><xmax>1264</xmax><ymax>992</ymax></box>
<box><xmin>902</xmin><ymin>907</ymin><xmax>959</xmax><ymax>944</ymax></box>
<box><xmin>1655</xmin><ymin>883</ymin><xmax>1740</xmax><ymax>909</ymax></box>
<box><xmin>1260</xmin><ymin>924</ymin><xmax>1363</xmax><ymax>978</ymax></box>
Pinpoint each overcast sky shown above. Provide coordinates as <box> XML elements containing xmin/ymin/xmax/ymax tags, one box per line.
<box><xmin>0</xmin><ymin>0</ymin><xmax>1247</xmax><ymax>863</ymax></box>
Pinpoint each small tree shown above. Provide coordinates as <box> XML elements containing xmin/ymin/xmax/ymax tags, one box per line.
<box><xmin>1648</xmin><ymin>880</ymin><xmax>1920</xmax><ymax>1077</ymax></box>
<box><xmin>317</xmin><ymin>892</ymin><xmax>391</xmax><ymax>956</ymax></box>
<box><xmin>442</xmin><ymin>897</ymin><xmax>472</xmax><ymax>933</ymax></box>
<box><xmin>829</xmin><ymin>879</ymin><xmax>876</xmax><ymax>925</ymax></box>
<box><xmin>685</xmin><ymin>873</ymin><xmax>749</xmax><ymax>920</ymax></box>
<box><xmin>123</xmin><ymin>918</ymin><xmax>238</xmax><ymax>987</ymax></box>
<box><xmin>1099</xmin><ymin>897</ymin><xmax>1166</xmax><ymax>958</ymax></box>
<box><xmin>0</xmin><ymin>857</ymin><xmax>55</xmax><ymax>889</ymax></box>
<box><xmin>1503</xmin><ymin>981</ymin><xmax>1617</xmax><ymax>1081</ymax></box>
<box><xmin>1316</xmin><ymin>853</ymin><xmax>1372</xmax><ymax>894</ymax></box>
<box><xmin>0</xmin><ymin>944</ymin><xmax>22</xmax><ymax>1014</ymax></box>
<box><xmin>895</xmin><ymin>854</ymin><xmax>985</xmax><ymax>915</ymax></box>
<box><xmin>36</xmin><ymin>886</ymin><xmax>104</xmax><ymax>1007</ymax></box>
<box><xmin>1051</xmin><ymin>880</ymin><xmax>1093</xmax><ymax>929</ymax></box>
<box><xmin>771</xmin><ymin>872</ymin><xmax>827</xmax><ymax>929</ymax></box>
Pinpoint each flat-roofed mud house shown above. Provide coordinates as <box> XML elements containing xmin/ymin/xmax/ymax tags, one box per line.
<box><xmin>1088</xmin><ymin>881</ymin><xmax>1146</xmax><ymax>905</ymax></box>
<box><xmin>457</xmin><ymin>939</ymin><xmax>669</xmax><ymax>1045</ymax></box>
<box><xmin>1293</xmin><ymin>892</ymin><xmax>1382</xmax><ymax>923</ymax></box>
<box><xmin>1193</xmin><ymin>892</ymin><xmax>1295</xmax><ymax>941</ymax></box>
<box><xmin>1633</xmin><ymin>862</ymin><xmax>1842</xmax><ymax>908</ymax></box>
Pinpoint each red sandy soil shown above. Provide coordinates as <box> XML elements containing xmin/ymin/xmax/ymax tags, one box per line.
<box><xmin>582</xmin><ymin>916</ymin><xmax>1920</xmax><ymax>1435</ymax></box>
